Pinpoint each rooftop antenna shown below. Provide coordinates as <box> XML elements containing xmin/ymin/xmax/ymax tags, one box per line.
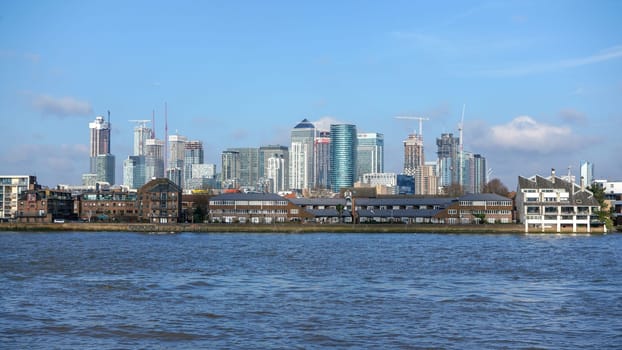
<box><xmin>151</xmin><ymin>109</ymin><xmax>156</xmax><ymax>138</ymax></box>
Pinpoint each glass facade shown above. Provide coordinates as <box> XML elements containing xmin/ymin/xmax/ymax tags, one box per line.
<box><xmin>330</xmin><ymin>124</ymin><xmax>357</xmax><ymax>192</ymax></box>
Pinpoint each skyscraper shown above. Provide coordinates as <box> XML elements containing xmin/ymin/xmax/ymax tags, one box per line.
<box><xmin>228</xmin><ymin>147</ymin><xmax>260</xmax><ymax>188</ymax></box>
<box><xmin>221</xmin><ymin>150</ymin><xmax>240</xmax><ymax>189</ymax></box>
<box><xmin>88</xmin><ymin>114</ymin><xmax>115</xmax><ymax>184</ymax></box>
<box><xmin>330</xmin><ymin>124</ymin><xmax>357</xmax><ymax>192</ymax></box>
<box><xmin>436</xmin><ymin>133</ymin><xmax>460</xmax><ymax>188</ymax></box>
<box><xmin>314</xmin><ymin>131</ymin><xmax>331</xmax><ymax>189</ymax></box>
<box><xmin>580</xmin><ymin>160</ymin><xmax>594</xmax><ymax>187</ymax></box>
<box><xmin>184</xmin><ymin>140</ymin><xmax>204</xmax><ymax>190</ymax></box>
<box><xmin>167</xmin><ymin>134</ymin><xmax>187</xmax><ymax>188</ymax></box>
<box><xmin>145</xmin><ymin>138</ymin><xmax>165</xmax><ymax>180</ymax></box>
<box><xmin>356</xmin><ymin>132</ymin><xmax>384</xmax><ymax>181</ymax></box>
<box><xmin>289</xmin><ymin>119</ymin><xmax>317</xmax><ymax>191</ymax></box>
<box><xmin>403</xmin><ymin>133</ymin><xmax>424</xmax><ymax>177</ymax></box>
<box><xmin>260</xmin><ymin>145</ymin><xmax>289</xmax><ymax>192</ymax></box>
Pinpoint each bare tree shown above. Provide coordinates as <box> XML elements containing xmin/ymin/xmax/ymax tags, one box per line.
<box><xmin>482</xmin><ymin>178</ymin><xmax>510</xmax><ymax>197</ymax></box>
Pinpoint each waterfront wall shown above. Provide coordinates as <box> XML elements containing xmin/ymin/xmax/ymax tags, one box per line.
<box><xmin>0</xmin><ymin>222</ymin><xmax>600</xmax><ymax>234</ymax></box>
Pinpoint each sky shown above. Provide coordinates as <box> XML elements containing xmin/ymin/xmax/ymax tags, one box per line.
<box><xmin>1</xmin><ymin>0</ymin><xmax>621</xmax><ymax>190</ymax></box>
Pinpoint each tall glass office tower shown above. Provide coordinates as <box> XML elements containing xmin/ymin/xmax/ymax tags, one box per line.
<box><xmin>356</xmin><ymin>132</ymin><xmax>384</xmax><ymax>180</ymax></box>
<box><xmin>330</xmin><ymin>124</ymin><xmax>357</xmax><ymax>192</ymax></box>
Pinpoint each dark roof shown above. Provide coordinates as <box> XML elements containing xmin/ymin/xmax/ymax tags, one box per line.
<box><xmin>210</xmin><ymin>192</ymin><xmax>287</xmax><ymax>201</ymax></box>
<box><xmin>293</xmin><ymin>118</ymin><xmax>315</xmax><ymax>129</ymax></box>
<box><xmin>138</xmin><ymin>178</ymin><xmax>182</xmax><ymax>194</ymax></box>
<box><xmin>356</xmin><ymin>208</ymin><xmax>441</xmax><ymax>218</ymax></box>
<box><xmin>458</xmin><ymin>193</ymin><xmax>512</xmax><ymax>201</ymax></box>
<box><xmin>518</xmin><ymin>175</ymin><xmax>598</xmax><ymax>206</ymax></box>
<box><xmin>354</xmin><ymin>197</ymin><xmax>453</xmax><ymax>207</ymax></box>
<box><xmin>290</xmin><ymin>198</ymin><xmax>346</xmax><ymax>206</ymax></box>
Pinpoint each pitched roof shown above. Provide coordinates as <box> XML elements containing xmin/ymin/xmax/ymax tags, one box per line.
<box><xmin>210</xmin><ymin>192</ymin><xmax>286</xmax><ymax>201</ymax></box>
<box><xmin>293</xmin><ymin>118</ymin><xmax>315</xmax><ymax>129</ymax></box>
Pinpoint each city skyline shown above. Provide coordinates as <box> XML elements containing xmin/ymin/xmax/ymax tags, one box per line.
<box><xmin>1</xmin><ymin>1</ymin><xmax>621</xmax><ymax>188</ymax></box>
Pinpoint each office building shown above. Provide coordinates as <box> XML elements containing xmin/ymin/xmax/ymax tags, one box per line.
<box><xmin>580</xmin><ymin>160</ymin><xmax>594</xmax><ymax>187</ymax></box>
<box><xmin>330</xmin><ymin>124</ymin><xmax>357</xmax><ymax>192</ymax></box>
<box><xmin>436</xmin><ymin>133</ymin><xmax>460</xmax><ymax>188</ymax></box>
<box><xmin>314</xmin><ymin>131</ymin><xmax>331</xmax><ymax>189</ymax></box>
<box><xmin>357</xmin><ymin>133</ymin><xmax>384</xmax><ymax>181</ymax></box>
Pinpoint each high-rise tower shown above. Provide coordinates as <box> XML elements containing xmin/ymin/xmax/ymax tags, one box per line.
<box><xmin>330</xmin><ymin>124</ymin><xmax>357</xmax><ymax>192</ymax></box>
<box><xmin>88</xmin><ymin>114</ymin><xmax>115</xmax><ymax>184</ymax></box>
<box><xmin>357</xmin><ymin>132</ymin><xmax>384</xmax><ymax>180</ymax></box>
<box><xmin>289</xmin><ymin>119</ymin><xmax>317</xmax><ymax>191</ymax></box>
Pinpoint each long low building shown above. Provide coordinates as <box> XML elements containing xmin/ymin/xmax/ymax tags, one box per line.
<box><xmin>210</xmin><ymin>192</ymin><xmax>514</xmax><ymax>225</ymax></box>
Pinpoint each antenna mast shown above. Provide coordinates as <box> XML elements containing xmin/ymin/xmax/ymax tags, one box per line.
<box><xmin>164</xmin><ymin>102</ymin><xmax>168</xmax><ymax>172</ymax></box>
<box><xmin>458</xmin><ymin>104</ymin><xmax>465</xmax><ymax>188</ymax></box>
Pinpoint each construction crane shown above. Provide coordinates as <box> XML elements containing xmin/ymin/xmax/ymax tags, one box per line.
<box><xmin>394</xmin><ymin>116</ymin><xmax>429</xmax><ymax>136</ymax></box>
<box><xmin>128</xmin><ymin>119</ymin><xmax>151</xmax><ymax>128</ymax></box>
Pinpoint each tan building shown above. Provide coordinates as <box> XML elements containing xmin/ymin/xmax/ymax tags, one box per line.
<box><xmin>208</xmin><ymin>192</ymin><xmax>313</xmax><ymax>223</ymax></box>
<box><xmin>137</xmin><ymin>178</ymin><xmax>182</xmax><ymax>223</ymax></box>
<box><xmin>435</xmin><ymin>193</ymin><xmax>514</xmax><ymax>224</ymax></box>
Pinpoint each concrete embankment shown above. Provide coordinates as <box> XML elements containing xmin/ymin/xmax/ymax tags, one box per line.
<box><xmin>1</xmin><ymin>222</ymin><xmax>532</xmax><ymax>234</ymax></box>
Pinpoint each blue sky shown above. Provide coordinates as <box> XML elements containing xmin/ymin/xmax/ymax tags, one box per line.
<box><xmin>1</xmin><ymin>0</ymin><xmax>621</xmax><ymax>189</ymax></box>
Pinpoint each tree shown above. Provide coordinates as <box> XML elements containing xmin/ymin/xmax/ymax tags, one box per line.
<box><xmin>443</xmin><ymin>184</ymin><xmax>464</xmax><ymax>197</ymax></box>
<box><xmin>588</xmin><ymin>184</ymin><xmax>613</xmax><ymax>229</ymax></box>
<box><xmin>336</xmin><ymin>204</ymin><xmax>344</xmax><ymax>223</ymax></box>
<box><xmin>482</xmin><ymin>178</ymin><xmax>510</xmax><ymax>197</ymax></box>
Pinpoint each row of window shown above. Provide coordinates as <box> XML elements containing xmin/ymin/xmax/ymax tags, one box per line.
<box><xmin>210</xmin><ymin>200</ymin><xmax>289</xmax><ymax>206</ymax></box>
<box><xmin>211</xmin><ymin>209</ymin><xmax>290</xmax><ymax>215</ymax></box>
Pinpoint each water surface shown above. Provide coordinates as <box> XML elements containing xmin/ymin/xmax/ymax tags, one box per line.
<box><xmin>1</xmin><ymin>232</ymin><xmax>621</xmax><ymax>349</ymax></box>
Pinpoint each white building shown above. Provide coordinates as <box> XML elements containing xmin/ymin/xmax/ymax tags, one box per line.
<box><xmin>0</xmin><ymin>175</ymin><xmax>37</xmax><ymax>221</ymax></box>
<box><xmin>516</xmin><ymin>169</ymin><xmax>602</xmax><ymax>233</ymax></box>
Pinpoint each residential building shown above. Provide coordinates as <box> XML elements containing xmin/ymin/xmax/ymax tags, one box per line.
<box><xmin>208</xmin><ymin>192</ymin><xmax>313</xmax><ymax>223</ymax></box>
<box><xmin>516</xmin><ymin>169</ymin><xmax>602</xmax><ymax>233</ymax></box>
<box><xmin>16</xmin><ymin>188</ymin><xmax>74</xmax><ymax>223</ymax></box>
<box><xmin>88</xmin><ymin>115</ymin><xmax>115</xmax><ymax>185</ymax></box>
<box><xmin>436</xmin><ymin>133</ymin><xmax>459</xmax><ymax>188</ymax></box>
<box><xmin>0</xmin><ymin>175</ymin><xmax>37</xmax><ymax>221</ymax></box>
<box><xmin>330</xmin><ymin>124</ymin><xmax>357</xmax><ymax>192</ymax></box>
<box><xmin>167</xmin><ymin>134</ymin><xmax>188</xmax><ymax>188</ymax></box>
<box><xmin>289</xmin><ymin>118</ymin><xmax>317</xmax><ymax>191</ymax></box>
<box><xmin>259</xmin><ymin>145</ymin><xmax>289</xmax><ymax>192</ymax></box>
<box><xmin>76</xmin><ymin>189</ymin><xmax>138</xmax><ymax>222</ymax></box>
<box><xmin>403</xmin><ymin>133</ymin><xmax>424</xmax><ymax>177</ymax></box>
<box><xmin>145</xmin><ymin>138</ymin><xmax>165</xmax><ymax>180</ymax></box>
<box><xmin>221</xmin><ymin>150</ymin><xmax>241</xmax><ymax>189</ymax></box>
<box><xmin>136</xmin><ymin>178</ymin><xmax>182</xmax><ymax>223</ymax></box>
<box><xmin>184</xmin><ymin>140</ymin><xmax>204</xmax><ymax>190</ymax></box>
<box><xmin>435</xmin><ymin>193</ymin><xmax>513</xmax><ymax>224</ymax></box>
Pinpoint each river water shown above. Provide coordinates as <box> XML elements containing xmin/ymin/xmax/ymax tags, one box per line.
<box><xmin>1</xmin><ymin>231</ymin><xmax>621</xmax><ymax>349</ymax></box>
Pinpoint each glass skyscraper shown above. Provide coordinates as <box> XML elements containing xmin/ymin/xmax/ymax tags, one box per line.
<box><xmin>330</xmin><ymin>124</ymin><xmax>357</xmax><ymax>192</ymax></box>
<box><xmin>356</xmin><ymin>132</ymin><xmax>384</xmax><ymax>181</ymax></box>
<box><xmin>289</xmin><ymin>119</ymin><xmax>317</xmax><ymax>191</ymax></box>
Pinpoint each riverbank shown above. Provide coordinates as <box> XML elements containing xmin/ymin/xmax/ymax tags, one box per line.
<box><xmin>0</xmin><ymin>222</ymin><xmax>612</xmax><ymax>234</ymax></box>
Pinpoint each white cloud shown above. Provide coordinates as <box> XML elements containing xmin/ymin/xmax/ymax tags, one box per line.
<box><xmin>487</xmin><ymin>116</ymin><xmax>576</xmax><ymax>153</ymax></box>
<box><xmin>313</xmin><ymin>116</ymin><xmax>344</xmax><ymax>132</ymax></box>
<box><xmin>31</xmin><ymin>93</ymin><xmax>93</xmax><ymax>117</ymax></box>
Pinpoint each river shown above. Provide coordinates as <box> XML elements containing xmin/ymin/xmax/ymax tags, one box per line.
<box><xmin>1</xmin><ymin>232</ymin><xmax>621</xmax><ymax>349</ymax></box>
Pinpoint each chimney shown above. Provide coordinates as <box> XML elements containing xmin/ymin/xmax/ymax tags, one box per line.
<box><xmin>551</xmin><ymin>168</ymin><xmax>556</xmax><ymax>184</ymax></box>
